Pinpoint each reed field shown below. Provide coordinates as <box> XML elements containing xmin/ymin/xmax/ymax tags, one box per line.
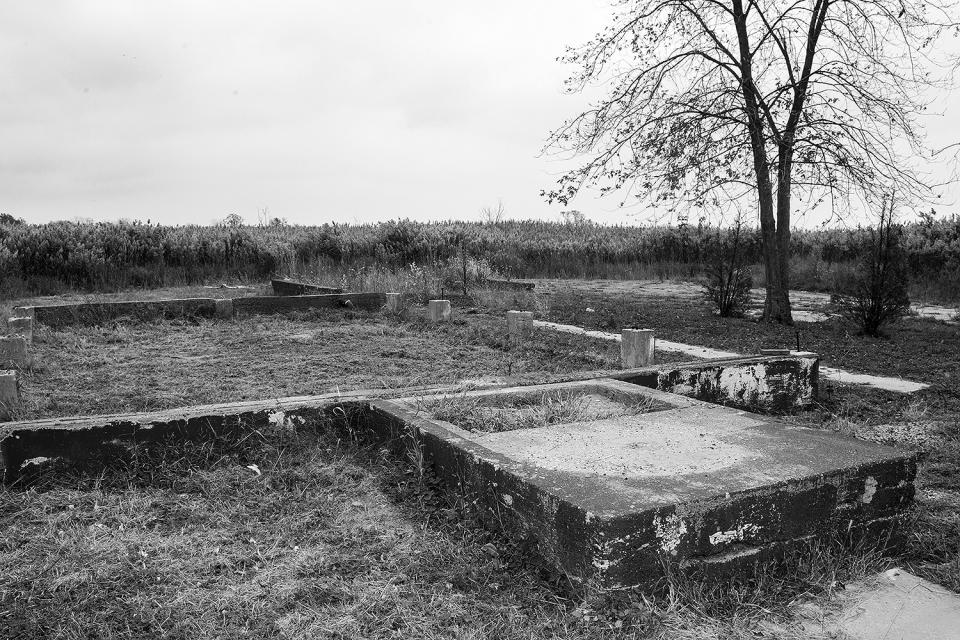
<box><xmin>2</xmin><ymin>216</ymin><xmax>959</xmax><ymax>302</ymax></box>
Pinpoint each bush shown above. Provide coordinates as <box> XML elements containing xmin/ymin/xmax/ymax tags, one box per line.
<box><xmin>837</xmin><ymin>199</ymin><xmax>911</xmax><ymax>337</ymax></box>
<box><xmin>703</xmin><ymin>217</ymin><xmax>753</xmax><ymax>317</ymax></box>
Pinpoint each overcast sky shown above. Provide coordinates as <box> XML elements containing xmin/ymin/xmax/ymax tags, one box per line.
<box><xmin>2</xmin><ymin>2</ymin><xmax>959</xmax><ymax>228</ymax></box>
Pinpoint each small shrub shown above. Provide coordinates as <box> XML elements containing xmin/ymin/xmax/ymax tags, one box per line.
<box><xmin>703</xmin><ymin>216</ymin><xmax>753</xmax><ymax>317</ymax></box>
<box><xmin>836</xmin><ymin>197</ymin><xmax>911</xmax><ymax>337</ymax></box>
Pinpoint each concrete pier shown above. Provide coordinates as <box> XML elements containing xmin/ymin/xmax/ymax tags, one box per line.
<box><xmin>7</xmin><ymin>317</ymin><xmax>33</xmax><ymax>344</ymax></box>
<box><xmin>621</xmin><ymin>329</ymin><xmax>654</xmax><ymax>368</ymax></box>
<box><xmin>0</xmin><ymin>336</ymin><xmax>27</xmax><ymax>369</ymax></box>
<box><xmin>428</xmin><ymin>300</ymin><xmax>451</xmax><ymax>322</ymax></box>
<box><xmin>0</xmin><ymin>370</ymin><xmax>20</xmax><ymax>421</ymax></box>
<box><xmin>506</xmin><ymin>310</ymin><xmax>534</xmax><ymax>345</ymax></box>
<box><xmin>385</xmin><ymin>292</ymin><xmax>401</xmax><ymax>313</ymax></box>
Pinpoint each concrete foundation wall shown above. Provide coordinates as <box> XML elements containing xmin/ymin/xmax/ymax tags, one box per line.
<box><xmin>17</xmin><ymin>292</ymin><xmax>389</xmax><ymax>327</ymax></box>
<box><xmin>28</xmin><ymin>298</ymin><xmax>220</xmax><ymax>328</ymax></box>
<box><xmin>611</xmin><ymin>353</ymin><xmax>819</xmax><ymax>411</ymax></box>
<box><xmin>484</xmin><ymin>278</ymin><xmax>535</xmax><ymax>291</ymax></box>
<box><xmin>271</xmin><ymin>278</ymin><xmax>344</xmax><ymax>296</ymax></box>
<box><xmin>233</xmin><ymin>292</ymin><xmax>387</xmax><ymax>315</ymax></box>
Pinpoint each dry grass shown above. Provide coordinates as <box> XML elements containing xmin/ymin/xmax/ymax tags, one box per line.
<box><xmin>0</xmin><ymin>418</ymin><xmax>882</xmax><ymax>640</ymax></box>
<box><xmin>17</xmin><ymin>310</ymin><xmax>631</xmax><ymax>420</ymax></box>
<box><xmin>421</xmin><ymin>390</ymin><xmax>661</xmax><ymax>433</ymax></box>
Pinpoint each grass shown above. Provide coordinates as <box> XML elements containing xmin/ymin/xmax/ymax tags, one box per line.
<box><xmin>421</xmin><ymin>389</ymin><xmax>661</xmax><ymax>434</ymax></box>
<box><xmin>2</xmin><ymin>279</ymin><xmax>955</xmax><ymax>637</ymax></box>
<box><xmin>15</xmin><ymin>308</ymin><xmax>648</xmax><ymax>420</ymax></box>
<box><xmin>0</xmin><ymin>417</ymin><xmax>887</xmax><ymax>640</ymax></box>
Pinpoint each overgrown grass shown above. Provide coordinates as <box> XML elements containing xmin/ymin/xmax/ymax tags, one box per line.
<box><xmin>421</xmin><ymin>389</ymin><xmax>660</xmax><ymax>433</ymax></box>
<box><xmin>0</xmin><ymin>417</ymin><xmax>890</xmax><ymax>639</ymax></box>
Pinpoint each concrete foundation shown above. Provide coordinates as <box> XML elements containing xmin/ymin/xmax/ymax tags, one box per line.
<box><xmin>366</xmin><ymin>379</ymin><xmax>917</xmax><ymax>589</ymax></box>
<box><xmin>7</xmin><ymin>317</ymin><xmax>33</xmax><ymax>343</ymax></box>
<box><xmin>0</xmin><ymin>336</ymin><xmax>27</xmax><ymax>369</ymax></box>
<box><xmin>506</xmin><ymin>310</ymin><xmax>534</xmax><ymax>345</ymax></box>
<box><xmin>0</xmin><ymin>371</ymin><xmax>20</xmax><ymax>422</ymax></box>
<box><xmin>611</xmin><ymin>353</ymin><xmax>819</xmax><ymax>411</ymax></box>
<box><xmin>385</xmin><ymin>292</ymin><xmax>401</xmax><ymax>313</ymax></box>
<box><xmin>621</xmin><ymin>329</ymin><xmax>654</xmax><ymax>368</ymax></box>
<box><xmin>271</xmin><ymin>278</ymin><xmax>344</xmax><ymax>296</ymax></box>
<box><xmin>428</xmin><ymin>300</ymin><xmax>451</xmax><ymax>322</ymax></box>
<box><xmin>233</xmin><ymin>292</ymin><xmax>387</xmax><ymax>315</ymax></box>
<box><xmin>24</xmin><ymin>298</ymin><xmax>220</xmax><ymax>327</ymax></box>
<box><xmin>214</xmin><ymin>299</ymin><xmax>234</xmax><ymax>319</ymax></box>
<box><xmin>485</xmin><ymin>278</ymin><xmax>535</xmax><ymax>291</ymax></box>
<box><xmin>11</xmin><ymin>306</ymin><xmax>33</xmax><ymax>320</ymax></box>
<box><xmin>18</xmin><ymin>292</ymin><xmax>388</xmax><ymax>327</ymax></box>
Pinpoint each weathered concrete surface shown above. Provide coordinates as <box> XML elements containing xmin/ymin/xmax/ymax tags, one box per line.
<box><xmin>0</xmin><ymin>336</ymin><xmax>28</xmax><ymax>369</ymax></box>
<box><xmin>621</xmin><ymin>329</ymin><xmax>654</xmax><ymax>368</ymax></box>
<box><xmin>271</xmin><ymin>278</ymin><xmax>344</xmax><ymax>296</ymax></box>
<box><xmin>611</xmin><ymin>353</ymin><xmax>820</xmax><ymax>411</ymax></box>
<box><xmin>7</xmin><ymin>317</ymin><xmax>33</xmax><ymax>344</ymax></box>
<box><xmin>506</xmin><ymin>310</ymin><xmax>534</xmax><ymax>345</ymax></box>
<box><xmin>385</xmin><ymin>292</ymin><xmax>401</xmax><ymax>313</ymax></box>
<box><xmin>233</xmin><ymin>292</ymin><xmax>387</xmax><ymax>315</ymax></box>
<box><xmin>11</xmin><ymin>306</ymin><xmax>33</xmax><ymax>320</ymax></box>
<box><xmin>798</xmin><ymin>567</ymin><xmax>960</xmax><ymax>639</ymax></box>
<box><xmin>25</xmin><ymin>298</ymin><xmax>220</xmax><ymax>327</ymax></box>
<box><xmin>428</xmin><ymin>299</ymin><xmax>451</xmax><ymax>322</ymax></box>
<box><xmin>485</xmin><ymin>277</ymin><xmax>536</xmax><ymax>291</ymax></box>
<box><xmin>533</xmin><ymin>319</ymin><xmax>928</xmax><ymax>394</ymax></box>
<box><xmin>366</xmin><ymin>379</ymin><xmax>918</xmax><ymax>589</ymax></box>
<box><xmin>0</xmin><ymin>371</ymin><xmax>20</xmax><ymax>422</ymax></box>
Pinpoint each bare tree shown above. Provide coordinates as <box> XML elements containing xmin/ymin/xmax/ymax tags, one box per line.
<box><xmin>480</xmin><ymin>199</ymin><xmax>507</xmax><ymax>224</ymax></box>
<box><xmin>544</xmin><ymin>0</ymin><xmax>958</xmax><ymax>323</ymax></box>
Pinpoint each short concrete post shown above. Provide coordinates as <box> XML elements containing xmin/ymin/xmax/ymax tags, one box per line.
<box><xmin>621</xmin><ymin>329</ymin><xmax>654</xmax><ymax>368</ymax></box>
<box><xmin>428</xmin><ymin>299</ymin><xmax>451</xmax><ymax>322</ymax></box>
<box><xmin>7</xmin><ymin>317</ymin><xmax>33</xmax><ymax>343</ymax></box>
<box><xmin>385</xmin><ymin>292</ymin><xmax>401</xmax><ymax>313</ymax></box>
<box><xmin>214</xmin><ymin>299</ymin><xmax>234</xmax><ymax>319</ymax></box>
<box><xmin>506</xmin><ymin>310</ymin><xmax>534</xmax><ymax>346</ymax></box>
<box><xmin>0</xmin><ymin>336</ymin><xmax>28</xmax><ymax>369</ymax></box>
<box><xmin>0</xmin><ymin>370</ymin><xmax>21</xmax><ymax>421</ymax></box>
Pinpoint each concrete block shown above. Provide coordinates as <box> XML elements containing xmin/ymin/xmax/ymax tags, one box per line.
<box><xmin>214</xmin><ymin>299</ymin><xmax>234</xmax><ymax>319</ymax></box>
<box><xmin>428</xmin><ymin>300</ymin><xmax>451</xmax><ymax>322</ymax></box>
<box><xmin>0</xmin><ymin>336</ymin><xmax>27</xmax><ymax>369</ymax></box>
<box><xmin>271</xmin><ymin>278</ymin><xmax>344</xmax><ymax>296</ymax></box>
<box><xmin>366</xmin><ymin>379</ymin><xmax>918</xmax><ymax>589</ymax></box>
<box><xmin>7</xmin><ymin>317</ymin><xmax>33</xmax><ymax>343</ymax></box>
<box><xmin>11</xmin><ymin>306</ymin><xmax>34</xmax><ymax>320</ymax></box>
<box><xmin>0</xmin><ymin>370</ymin><xmax>20</xmax><ymax>422</ymax></box>
<box><xmin>385</xmin><ymin>292</ymin><xmax>401</xmax><ymax>313</ymax></box>
<box><xmin>621</xmin><ymin>329</ymin><xmax>654</xmax><ymax>368</ymax></box>
<box><xmin>506</xmin><ymin>310</ymin><xmax>534</xmax><ymax>345</ymax></box>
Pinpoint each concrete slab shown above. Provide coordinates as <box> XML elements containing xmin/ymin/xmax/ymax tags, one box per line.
<box><xmin>271</xmin><ymin>278</ymin><xmax>344</xmax><ymax>296</ymax></box>
<box><xmin>533</xmin><ymin>320</ymin><xmax>929</xmax><ymax>394</ymax></box>
<box><xmin>366</xmin><ymin>379</ymin><xmax>918</xmax><ymax>589</ymax></box>
<box><xmin>232</xmin><ymin>292</ymin><xmax>387</xmax><ymax>314</ymax></box>
<box><xmin>801</xmin><ymin>568</ymin><xmax>960</xmax><ymax>639</ymax></box>
<box><xmin>428</xmin><ymin>300</ymin><xmax>451</xmax><ymax>322</ymax></box>
<box><xmin>7</xmin><ymin>317</ymin><xmax>33</xmax><ymax>343</ymax></box>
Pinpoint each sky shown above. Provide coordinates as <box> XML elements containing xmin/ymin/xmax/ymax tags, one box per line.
<box><xmin>2</xmin><ymin>1</ymin><xmax>959</xmax><ymax>228</ymax></box>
